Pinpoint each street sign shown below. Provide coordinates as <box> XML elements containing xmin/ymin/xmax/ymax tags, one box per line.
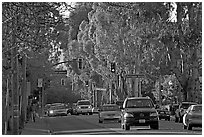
<box><xmin>54</xmin><ymin>70</ymin><xmax>67</xmax><ymax>74</ymax></box>
<box><xmin>38</xmin><ymin>78</ymin><xmax>43</xmax><ymax>87</ymax></box>
<box><xmin>126</xmin><ymin>74</ymin><xmax>144</xmax><ymax>78</ymax></box>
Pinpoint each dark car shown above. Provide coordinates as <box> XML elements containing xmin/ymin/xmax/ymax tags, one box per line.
<box><xmin>183</xmin><ymin>104</ymin><xmax>202</xmax><ymax>130</ymax></box>
<box><xmin>121</xmin><ymin>97</ymin><xmax>159</xmax><ymax>130</ymax></box>
<box><xmin>157</xmin><ymin>109</ymin><xmax>170</xmax><ymax>121</ymax></box>
<box><xmin>175</xmin><ymin>102</ymin><xmax>197</xmax><ymax>123</ymax></box>
<box><xmin>98</xmin><ymin>104</ymin><xmax>121</xmax><ymax>123</ymax></box>
<box><xmin>48</xmin><ymin>104</ymin><xmax>68</xmax><ymax>117</ymax></box>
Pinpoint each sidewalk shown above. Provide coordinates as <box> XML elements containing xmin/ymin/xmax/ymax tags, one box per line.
<box><xmin>20</xmin><ymin>116</ymin><xmax>50</xmax><ymax>135</ymax></box>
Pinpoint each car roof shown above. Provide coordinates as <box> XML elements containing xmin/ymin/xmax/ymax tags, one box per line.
<box><xmin>126</xmin><ymin>97</ymin><xmax>150</xmax><ymax>100</ymax></box>
<box><xmin>77</xmin><ymin>100</ymin><xmax>90</xmax><ymax>102</ymax></box>
<box><xmin>181</xmin><ymin>102</ymin><xmax>197</xmax><ymax>104</ymax></box>
<box><xmin>192</xmin><ymin>104</ymin><xmax>202</xmax><ymax>107</ymax></box>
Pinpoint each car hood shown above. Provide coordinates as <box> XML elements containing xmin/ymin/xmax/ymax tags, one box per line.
<box><xmin>124</xmin><ymin>108</ymin><xmax>157</xmax><ymax>113</ymax></box>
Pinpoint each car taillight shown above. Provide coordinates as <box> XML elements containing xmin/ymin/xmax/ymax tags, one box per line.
<box><xmin>49</xmin><ymin>110</ymin><xmax>54</xmax><ymax>114</ymax></box>
<box><xmin>124</xmin><ymin>113</ymin><xmax>134</xmax><ymax>118</ymax></box>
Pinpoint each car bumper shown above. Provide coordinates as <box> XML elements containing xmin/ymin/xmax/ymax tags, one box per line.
<box><xmin>188</xmin><ymin>119</ymin><xmax>202</xmax><ymax>127</ymax></box>
<box><xmin>124</xmin><ymin>117</ymin><xmax>158</xmax><ymax>126</ymax></box>
<box><xmin>48</xmin><ymin>112</ymin><xmax>67</xmax><ymax>116</ymax></box>
<box><xmin>77</xmin><ymin>108</ymin><xmax>92</xmax><ymax>114</ymax></box>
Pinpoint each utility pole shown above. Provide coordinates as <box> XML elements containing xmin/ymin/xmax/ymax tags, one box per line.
<box><xmin>11</xmin><ymin>13</ymin><xmax>19</xmax><ymax>134</ymax></box>
<box><xmin>21</xmin><ymin>54</ymin><xmax>27</xmax><ymax>127</ymax></box>
<box><xmin>11</xmin><ymin>45</ymin><xmax>19</xmax><ymax>135</ymax></box>
<box><xmin>159</xmin><ymin>75</ymin><xmax>162</xmax><ymax>106</ymax></box>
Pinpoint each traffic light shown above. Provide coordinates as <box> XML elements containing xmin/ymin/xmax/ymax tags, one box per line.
<box><xmin>111</xmin><ymin>62</ymin><xmax>116</xmax><ymax>73</ymax></box>
<box><xmin>78</xmin><ymin>58</ymin><xmax>83</xmax><ymax>69</ymax></box>
<box><xmin>33</xmin><ymin>89</ymin><xmax>39</xmax><ymax>101</ymax></box>
<box><xmin>61</xmin><ymin>79</ymin><xmax>65</xmax><ymax>86</ymax></box>
<box><xmin>85</xmin><ymin>81</ymin><xmax>89</xmax><ymax>87</ymax></box>
<box><xmin>160</xmin><ymin>85</ymin><xmax>163</xmax><ymax>90</ymax></box>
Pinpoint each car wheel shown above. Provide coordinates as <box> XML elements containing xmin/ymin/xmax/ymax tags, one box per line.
<box><xmin>175</xmin><ymin>116</ymin><xmax>179</xmax><ymax>122</ymax></box>
<box><xmin>179</xmin><ymin>116</ymin><xmax>183</xmax><ymax>123</ymax></box>
<box><xmin>150</xmin><ymin>123</ymin><xmax>159</xmax><ymax>130</ymax></box>
<box><xmin>167</xmin><ymin>118</ymin><xmax>170</xmax><ymax>121</ymax></box>
<box><xmin>183</xmin><ymin>125</ymin><xmax>187</xmax><ymax>129</ymax></box>
<box><xmin>121</xmin><ymin>124</ymin><xmax>124</xmax><ymax>129</ymax></box>
<box><xmin>118</xmin><ymin>120</ymin><xmax>121</xmax><ymax>123</ymax></box>
<box><xmin>187</xmin><ymin>124</ymin><xmax>192</xmax><ymax>130</ymax></box>
<box><xmin>89</xmin><ymin>112</ymin><xmax>93</xmax><ymax>115</ymax></box>
<box><xmin>124</xmin><ymin>124</ymin><xmax>130</xmax><ymax>130</ymax></box>
<box><xmin>99</xmin><ymin>120</ymin><xmax>103</xmax><ymax>123</ymax></box>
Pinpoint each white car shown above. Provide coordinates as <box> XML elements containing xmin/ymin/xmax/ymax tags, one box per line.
<box><xmin>98</xmin><ymin>104</ymin><xmax>121</xmax><ymax>123</ymax></box>
<box><xmin>76</xmin><ymin>100</ymin><xmax>93</xmax><ymax>115</ymax></box>
<box><xmin>183</xmin><ymin>104</ymin><xmax>202</xmax><ymax>130</ymax></box>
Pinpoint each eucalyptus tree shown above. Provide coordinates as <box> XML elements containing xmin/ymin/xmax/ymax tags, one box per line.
<box><xmin>66</xmin><ymin>2</ymin><xmax>202</xmax><ymax>102</ymax></box>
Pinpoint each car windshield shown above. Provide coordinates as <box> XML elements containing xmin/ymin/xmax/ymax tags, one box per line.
<box><xmin>51</xmin><ymin>105</ymin><xmax>66</xmax><ymax>110</ymax></box>
<box><xmin>78</xmin><ymin>101</ymin><xmax>90</xmax><ymax>105</ymax></box>
<box><xmin>126</xmin><ymin>99</ymin><xmax>153</xmax><ymax>108</ymax></box>
<box><xmin>102</xmin><ymin>105</ymin><xmax>120</xmax><ymax>111</ymax></box>
<box><xmin>193</xmin><ymin>106</ymin><xmax>202</xmax><ymax>112</ymax></box>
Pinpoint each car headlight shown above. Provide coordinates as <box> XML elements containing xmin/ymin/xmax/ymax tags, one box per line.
<box><xmin>49</xmin><ymin>110</ymin><xmax>54</xmax><ymax>114</ymax></box>
<box><xmin>88</xmin><ymin>106</ymin><xmax>92</xmax><ymax>109</ymax></box>
<box><xmin>124</xmin><ymin>113</ymin><xmax>134</xmax><ymax>118</ymax></box>
<box><xmin>150</xmin><ymin>112</ymin><xmax>158</xmax><ymax>117</ymax></box>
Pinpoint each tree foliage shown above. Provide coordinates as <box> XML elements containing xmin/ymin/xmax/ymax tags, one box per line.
<box><xmin>65</xmin><ymin>2</ymin><xmax>202</xmax><ymax>101</ymax></box>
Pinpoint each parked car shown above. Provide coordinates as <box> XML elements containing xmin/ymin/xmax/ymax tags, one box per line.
<box><xmin>44</xmin><ymin>104</ymin><xmax>51</xmax><ymax>116</ymax></box>
<box><xmin>98</xmin><ymin>104</ymin><xmax>121</xmax><ymax>123</ymax></box>
<box><xmin>76</xmin><ymin>100</ymin><xmax>93</xmax><ymax>115</ymax></box>
<box><xmin>175</xmin><ymin>102</ymin><xmax>197</xmax><ymax>123</ymax></box>
<box><xmin>48</xmin><ymin>104</ymin><xmax>68</xmax><ymax>117</ymax></box>
<box><xmin>70</xmin><ymin>103</ymin><xmax>78</xmax><ymax>115</ymax></box>
<box><xmin>66</xmin><ymin>103</ymin><xmax>73</xmax><ymax>114</ymax></box>
<box><xmin>157</xmin><ymin>109</ymin><xmax>170</xmax><ymax>121</ymax></box>
<box><xmin>121</xmin><ymin>97</ymin><xmax>159</xmax><ymax>130</ymax></box>
<box><xmin>183</xmin><ymin>104</ymin><xmax>202</xmax><ymax>130</ymax></box>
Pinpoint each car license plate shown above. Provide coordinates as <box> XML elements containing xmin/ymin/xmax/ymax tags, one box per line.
<box><xmin>139</xmin><ymin>119</ymin><xmax>145</xmax><ymax>123</ymax></box>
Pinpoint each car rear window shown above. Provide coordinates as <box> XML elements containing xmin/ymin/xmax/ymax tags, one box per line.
<box><xmin>193</xmin><ymin>106</ymin><xmax>202</xmax><ymax>112</ymax></box>
<box><xmin>102</xmin><ymin>105</ymin><xmax>120</xmax><ymax>111</ymax></box>
<box><xmin>181</xmin><ymin>103</ymin><xmax>197</xmax><ymax>109</ymax></box>
<box><xmin>126</xmin><ymin>99</ymin><xmax>154</xmax><ymax>108</ymax></box>
<box><xmin>51</xmin><ymin>105</ymin><xmax>66</xmax><ymax>109</ymax></box>
<box><xmin>78</xmin><ymin>101</ymin><xmax>91</xmax><ymax>105</ymax></box>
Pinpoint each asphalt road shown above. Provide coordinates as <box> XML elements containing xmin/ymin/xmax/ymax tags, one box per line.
<box><xmin>44</xmin><ymin>114</ymin><xmax>202</xmax><ymax>135</ymax></box>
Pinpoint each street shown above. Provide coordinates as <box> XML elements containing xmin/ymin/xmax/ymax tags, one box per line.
<box><xmin>43</xmin><ymin>114</ymin><xmax>202</xmax><ymax>135</ymax></box>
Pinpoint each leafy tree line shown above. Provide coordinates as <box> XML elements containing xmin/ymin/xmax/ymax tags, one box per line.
<box><xmin>65</xmin><ymin>2</ymin><xmax>202</xmax><ymax>102</ymax></box>
<box><xmin>2</xmin><ymin>2</ymin><xmax>74</xmax><ymax>134</ymax></box>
